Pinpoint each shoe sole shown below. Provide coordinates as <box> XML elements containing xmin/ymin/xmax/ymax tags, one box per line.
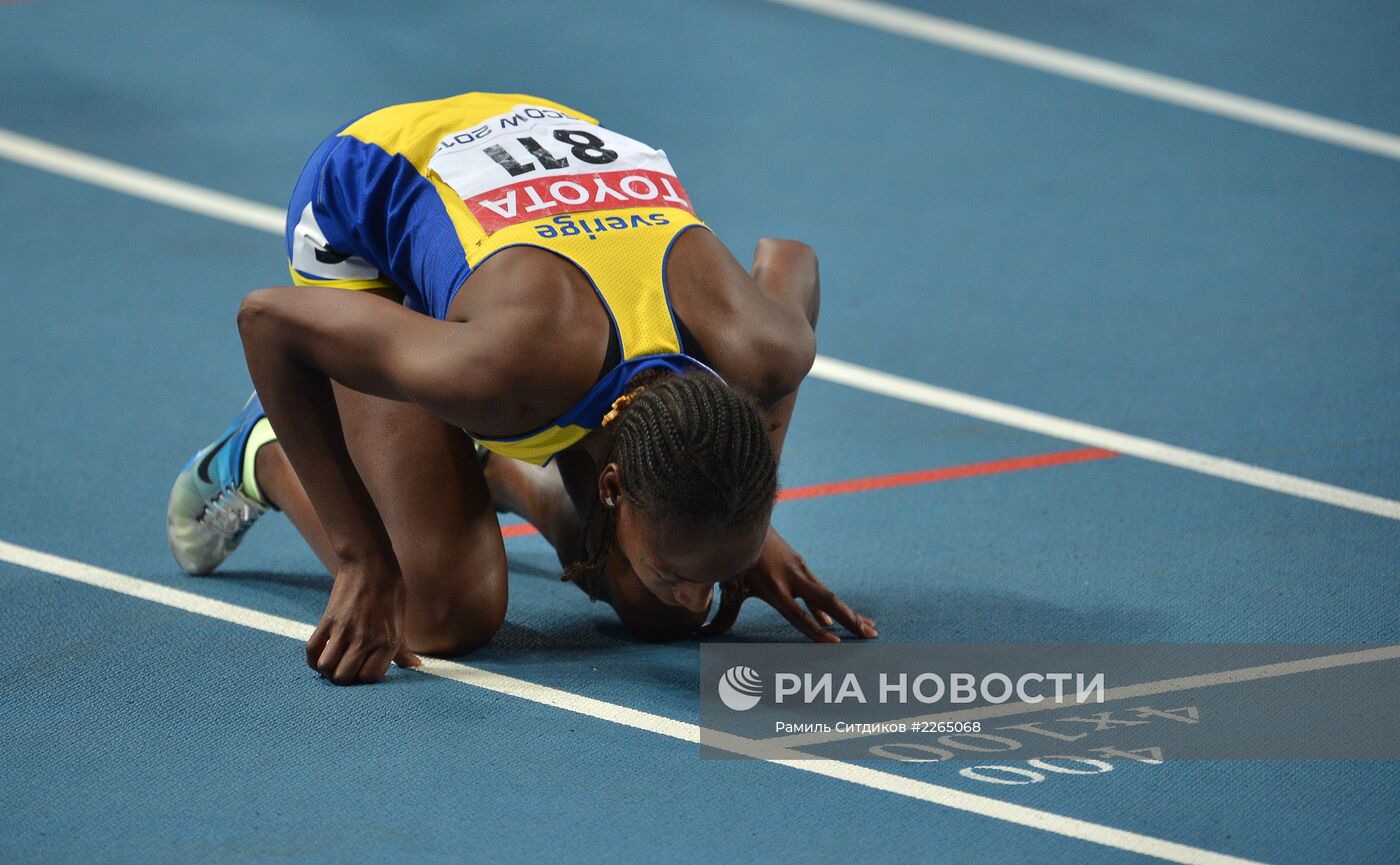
<box><xmin>167</xmin><ymin>464</ymin><xmax>221</xmax><ymax>576</ymax></box>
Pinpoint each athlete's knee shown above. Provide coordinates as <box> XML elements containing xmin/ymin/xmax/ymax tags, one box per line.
<box><xmin>403</xmin><ymin>543</ymin><xmax>508</xmax><ymax>657</ymax></box>
<box><xmin>754</xmin><ymin>237</ymin><xmax>820</xmax><ymax>334</ymax></box>
<box><xmin>236</xmin><ymin>288</ymin><xmax>278</xmax><ymax>336</ymax></box>
<box><xmin>757</xmin><ymin>236</ymin><xmax>816</xmax><ymax>262</ymax></box>
<box><xmin>411</xmin><ymin>605</ymin><xmax>505</xmax><ymax>657</ymax></box>
<box><xmin>407</xmin><ymin>584</ymin><xmax>507</xmax><ymax>657</ymax></box>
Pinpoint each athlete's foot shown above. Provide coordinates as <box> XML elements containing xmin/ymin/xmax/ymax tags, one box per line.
<box><xmin>167</xmin><ymin>394</ymin><xmax>274</xmax><ymax>575</ymax></box>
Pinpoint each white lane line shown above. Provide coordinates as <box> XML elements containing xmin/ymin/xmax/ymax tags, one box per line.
<box><xmin>764</xmin><ymin>0</ymin><xmax>1400</xmax><ymax>161</ymax></box>
<box><xmin>809</xmin><ymin>356</ymin><xmax>1400</xmax><ymax>520</ymax></box>
<box><xmin>0</xmin><ymin>538</ymin><xmax>1267</xmax><ymax>865</ymax></box>
<box><xmin>0</xmin><ymin>127</ymin><xmax>285</xmax><ymax>233</ymax></box>
<box><xmin>766</xmin><ymin>643</ymin><xmax>1400</xmax><ymax>748</ymax></box>
<box><xmin>3</xmin><ymin>125</ymin><xmax>1397</xmax><ymax>522</ymax></box>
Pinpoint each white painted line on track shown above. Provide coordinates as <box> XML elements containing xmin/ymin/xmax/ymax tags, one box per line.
<box><xmin>1</xmin><ymin>538</ymin><xmax>1270</xmax><ymax>865</ymax></box>
<box><xmin>3</xmin><ymin>126</ymin><xmax>1396</xmax><ymax>522</ymax></box>
<box><xmin>764</xmin><ymin>0</ymin><xmax>1400</xmax><ymax>161</ymax></box>
<box><xmin>809</xmin><ymin>356</ymin><xmax>1400</xmax><ymax>521</ymax></box>
<box><xmin>0</xmin><ymin>127</ymin><xmax>285</xmax><ymax>233</ymax></box>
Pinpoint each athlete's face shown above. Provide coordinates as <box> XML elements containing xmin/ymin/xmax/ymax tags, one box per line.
<box><xmin>613</xmin><ymin>504</ymin><xmax>768</xmax><ymax>612</ymax></box>
<box><xmin>599</xmin><ymin>460</ymin><xmax>768</xmax><ymax>612</ymax></box>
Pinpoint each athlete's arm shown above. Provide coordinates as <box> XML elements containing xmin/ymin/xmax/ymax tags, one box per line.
<box><xmin>702</xmin><ymin>238</ymin><xmax>877</xmax><ymax>643</ymax></box>
<box><xmin>675</xmin><ymin>234</ymin><xmax>818</xmax><ymax>412</ymax></box>
<box><xmin>746</xmin><ymin>237</ymin><xmax>819</xmax><ymax>459</ymax></box>
<box><xmin>236</xmin><ymin>285</ymin><xmax>506</xmax><ymax>684</ymax></box>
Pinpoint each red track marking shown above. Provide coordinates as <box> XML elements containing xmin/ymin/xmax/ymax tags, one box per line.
<box><xmin>496</xmin><ymin>446</ymin><xmax>1117</xmax><ymax>538</ymax></box>
<box><xmin>777</xmin><ymin>446</ymin><xmax>1117</xmax><ymax>501</ymax></box>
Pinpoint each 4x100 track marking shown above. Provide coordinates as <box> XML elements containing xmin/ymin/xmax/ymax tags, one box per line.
<box><xmin>2</xmin><ymin>539</ymin><xmax>1300</xmax><ymax>865</ymax></box>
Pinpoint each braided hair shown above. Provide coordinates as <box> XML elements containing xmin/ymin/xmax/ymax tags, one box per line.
<box><xmin>563</xmin><ymin>369</ymin><xmax>777</xmax><ymax>598</ymax></box>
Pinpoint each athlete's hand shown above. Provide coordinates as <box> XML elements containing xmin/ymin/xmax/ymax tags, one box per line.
<box><xmin>701</xmin><ymin>530</ymin><xmax>877</xmax><ymax>643</ymax></box>
<box><xmin>306</xmin><ymin>562</ymin><xmax>421</xmax><ymax>685</ymax></box>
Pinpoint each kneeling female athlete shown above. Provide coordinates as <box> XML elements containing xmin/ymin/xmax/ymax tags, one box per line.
<box><xmin>167</xmin><ymin>92</ymin><xmax>876</xmax><ymax>685</ymax></box>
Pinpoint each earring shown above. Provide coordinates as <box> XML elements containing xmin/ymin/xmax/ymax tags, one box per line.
<box><xmin>604</xmin><ymin>496</ymin><xmax>616</xmax><ymax>508</ymax></box>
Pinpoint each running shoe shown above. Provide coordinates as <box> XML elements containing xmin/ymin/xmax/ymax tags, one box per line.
<box><xmin>167</xmin><ymin>393</ymin><xmax>270</xmax><ymax>575</ymax></box>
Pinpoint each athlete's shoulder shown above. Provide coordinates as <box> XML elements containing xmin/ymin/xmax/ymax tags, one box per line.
<box><xmin>336</xmin><ymin>92</ymin><xmax>600</xmax><ymax>167</ymax></box>
<box><xmin>668</xmin><ymin>231</ymin><xmax>815</xmax><ymax>404</ymax></box>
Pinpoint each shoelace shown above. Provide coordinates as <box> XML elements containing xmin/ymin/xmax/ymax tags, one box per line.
<box><xmin>200</xmin><ymin>485</ymin><xmax>263</xmax><ymax>541</ymax></box>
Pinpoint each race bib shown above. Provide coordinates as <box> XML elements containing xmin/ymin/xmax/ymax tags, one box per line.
<box><xmin>427</xmin><ymin>104</ymin><xmax>694</xmax><ymax>233</ymax></box>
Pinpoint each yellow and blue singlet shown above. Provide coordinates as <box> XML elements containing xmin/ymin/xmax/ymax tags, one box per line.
<box><xmin>284</xmin><ymin>92</ymin><xmax>718</xmax><ymax>464</ymax></box>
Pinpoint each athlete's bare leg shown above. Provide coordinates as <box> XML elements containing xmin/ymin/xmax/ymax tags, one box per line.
<box><xmin>255</xmin><ymin>442</ymin><xmax>333</xmax><ymax>571</ymax></box>
<box><xmin>254</xmin><ymin>388</ymin><xmax>507</xmax><ymax>657</ymax></box>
